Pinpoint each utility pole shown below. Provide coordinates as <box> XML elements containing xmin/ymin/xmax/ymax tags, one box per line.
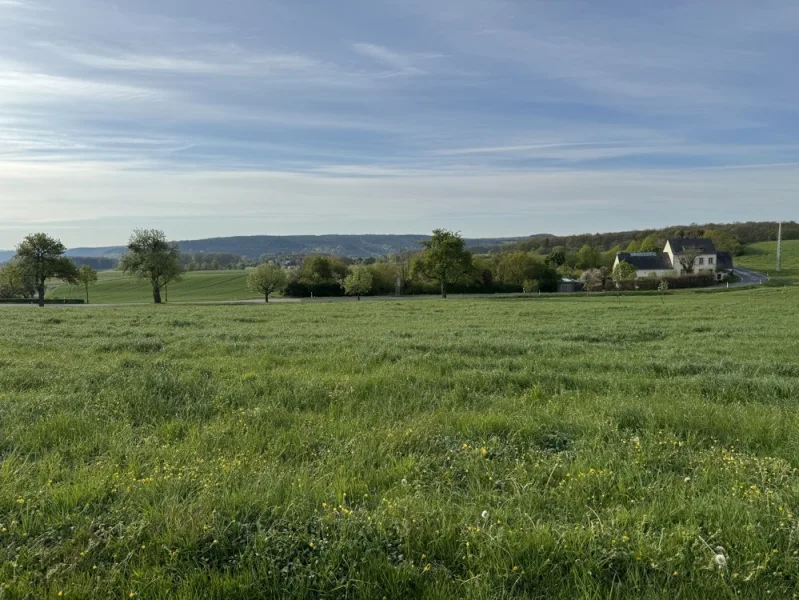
<box><xmin>776</xmin><ymin>222</ymin><xmax>782</xmax><ymax>272</ymax></box>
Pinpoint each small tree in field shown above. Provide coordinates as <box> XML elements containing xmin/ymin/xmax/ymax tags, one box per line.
<box><xmin>343</xmin><ymin>266</ymin><xmax>373</xmax><ymax>300</ymax></box>
<box><xmin>612</xmin><ymin>260</ymin><xmax>637</xmax><ymax>288</ymax></box>
<box><xmin>119</xmin><ymin>229</ymin><xmax>182</xmax><ymax>304</ymax></box>
<box><xmin>77</xmin><ymin>265</ymin><xmax>98</xmax><ymax>304</ymax></box>
<box><xmin>411</xmin><ymin>229</ymin><xmax>473</xmax><ymax>298</ymax></box>
<box><xmin>15</xmin><ymin>233</ymin><xmax>79</xmax><ymax>307</ymax></box>
<box><xmin>248</xmin><ymin>263</ymin><xmax>287</xmax><ymax>303</ymax></box>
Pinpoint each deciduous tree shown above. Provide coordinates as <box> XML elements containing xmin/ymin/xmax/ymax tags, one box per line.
<box><xmin>15</xmin><ymin>233</ymin><xmax>78</xmax><ymax>307</ymax></box>
<box><xmin>247</xmin><ymin>263</ymin><xmax>287</xmax><ymax>303</ymax></box>
<box><xmin>411</xmin><ymin>229</ymin><xmax>473</xmax><ymax>298</ymax></box>
<box><xmin>119</xmin><ymin>229</ymin><xmax>182</xmax><ymax>304</ymax></box>
<box><xmin>77</xmin><ymin>265</ymin><xmax>98</xmax><ymax>304</ymax></box>
<box><xmin>343</xmin><ymin>266</ymin><xmax>373</xmax><ymax>300</ymax></box>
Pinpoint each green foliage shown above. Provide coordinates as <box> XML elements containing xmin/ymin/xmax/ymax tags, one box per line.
<box><xmin>496</xmin><ymin>252</ymin><xmax>540</xmax><ymax>285</ymax></box>
<box><xmin>703</xmin><ymin>229</ymin><xmax>743</xmax><ymax>255</ymax></box>
<box><xmin>548</xmin><ymin>249</ymin><xmax>566</xmax><ymax>266</ymax></box>
<box><xmin>737</xmin><ymin>240</ymin><xmax>799</xmax><ymax>286</ymax></box>
<box><xmin>298</xmin><ymin>255</ymin><xmax>349</xmax><ymax>283</ymax></box>
<box><xmin>411</xmin><ymin>229</ymin><xmax>473</xmax><ymax>298</ymax></box>
<box><xmin>119</xmin><ymin>229</ymin><xmax>183</xmax><ymax>304</ymax></box>
<box><xmin>576</xmin><ymin>244</ymin><xmax>601</xmax><ymax>269</ymax></box>
<box><xmin>247</xmin><ymin>263</ymin><xmax>288</xmax><ymax>302</ymax></box>
<box><xmin>77</xmin><ymin>265</ymin><xmax>99</xmax><ymax>304</ymax></box>
<box><xmin>613</xmin><ymin>260</ymin><xmax>637</xmax><ymax>282</ymax></box>
<box><xmin>638</xmin><ymin>235</ymin><xmax>661</xmax><ymax>252</ymax></box>
<box><xmin>343</xmin><ymin>266</ymin><xmax>374</xmax><ymax>299</ymax></box>
<box><xmin>1</xmin><ymin>289</ymin><xmax>799</xmax><ymax>598</ymax></box>
<box><xmin>0</xmin><ymin>261</ymin><xmax>35</xmax><ymax>299</ymax></box>
<box><xmin>15</xmin><ymin>233</ymin><xmax>79</xmax><ymax>306</ymax></box>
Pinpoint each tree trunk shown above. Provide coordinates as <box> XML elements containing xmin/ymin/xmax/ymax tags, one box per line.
<box><xmin>152</xmin><ymin>282</ymin><xmax>162</xmax><ymax>304</ymax></box>
<box><xmin>357</xmin><ymin>294</ymin><xmax>360</xmax><ymax>301</ymax></box>
<box><xmin>440</xmin><ymin>281</ymin><xmax>447</xmax><ymax>299</ymax></box>
<box><xmin>265</xmin><ymin>292</ymin><xmax>269</xmax><ymax>303</ymax></box>
<box><xmin>37</xmin><ymin>284</ymin><xmax>45</xmax><ymax>307</ymax></box>
<box><xmin>85</xmin><ymin>285</ymin><xmax>89</xmax><ymax>304</ymax></box>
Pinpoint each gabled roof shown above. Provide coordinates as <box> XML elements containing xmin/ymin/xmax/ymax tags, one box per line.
<box><xmin>716</xmin><ymin>251</ymin><xmax>734</xmax><ymax>270</ymax></box>
<box><xmin>616</xmin><ymin>252</ymin><xmax>672</xmax><ymax>271</ymax></box>
<box><xmin>667</xmin><ymin>238</ymin><xmax>716</xmax><ymax>254</ymax></box>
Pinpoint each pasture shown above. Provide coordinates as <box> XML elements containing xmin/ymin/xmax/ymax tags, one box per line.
<box><xmin>1</xmin><ymin>288</ymin><xmax>798</xmax><ymax>598</ymax></box>
<box><xmin>49</xmin><ymin>270</ymin><xmax>261</xmax><ymax>304</ymax></box>
<box><xmin>736</xmin><ymin>240</ymin><xmax>799</xmax><ymax>286</ymax></box>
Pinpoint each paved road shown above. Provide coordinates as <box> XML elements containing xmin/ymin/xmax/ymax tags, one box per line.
<box><xmin>731</xmin><ymin>267</ymin><xmax>769</xmax><ymax>286</ymax></box>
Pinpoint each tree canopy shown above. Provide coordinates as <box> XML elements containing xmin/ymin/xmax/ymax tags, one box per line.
<box><xmin>247</xmin><ymin>263</ymin><xmax>287</xmax><ymax>302</ymax></box>
<box><xmin>343</xmin><ymin>266</ymin><xmax>373</xmax><ymax>300</ymax></box>
<box><xmin>15</xmin><ymin>233</ymin><xmax>78</xmax><ymax>307</ymax></box>
<box><xmin>411</xmin><ymin>229</ymin><xmax>473</xmax><ymax>298</ymax></box>
<box><xmin>119</xmin><ymin>229</ymin><xmax>182</xmax><ymax>304</ymax></box>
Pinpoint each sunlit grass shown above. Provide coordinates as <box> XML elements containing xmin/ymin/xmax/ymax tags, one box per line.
<box><xmin>1</xmin><ymin>288</ymin><xmax>798</xmax><ymax>598</ymax></box>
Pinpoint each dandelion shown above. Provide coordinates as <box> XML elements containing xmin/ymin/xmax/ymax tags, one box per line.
<box><xmin>622</xmin><ymin>535</ymin><xmax>630</xmax><ymax>542</ymax></box>
<box><xmin>513</xmin><ymin>566</ymin><xmax>519</xmax><ymax>572</ymax></box>
<box><xmin>714</xmin><ymin>553</ymin><xmax>727</xmax><ymax>569</ymax></box>
<box><xmin>481</xmin><ymin>510</ymin><xmax>489</xmax><ymax>519</ymax></box>
<box><xmin>684</xmin><ymin>477</ymin><xmax>691</xmax><ymax>483</ymax></box>
<box><xmin>401</xmin><ymin>479</ymin><xmax>408</xmax><ymax>486</ymax></box>
<box><xmin>673</xmin><ymin>570</ymin><xmax>679</xmax><ymax>576</ymax></box>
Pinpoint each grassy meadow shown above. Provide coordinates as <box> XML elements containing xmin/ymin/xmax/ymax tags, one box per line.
<box><xmin>49</xmin><ymin>270</ymin><xmax>262</xmax><ymax>304</ymax></box>
<box><xmin>1</xmin><ymin>287</ymin><xmax>799</xmax><ymax>598</ymax></box>
<box><xmin>736</xmin><ymin>240</ymin><xmax>799</xmax><ymax>286</ymax></box>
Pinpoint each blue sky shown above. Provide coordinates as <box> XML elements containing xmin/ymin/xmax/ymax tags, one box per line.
<box><xmin>1</xmin><ymin>0</ymin><xmax>797</xmax><ymax>248</ymax></box>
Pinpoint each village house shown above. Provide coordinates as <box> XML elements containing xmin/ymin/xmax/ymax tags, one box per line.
<box><xmin>613</xmin><ymin>238</ymin><xmax>730</xmax><ymax>280</ymax></box>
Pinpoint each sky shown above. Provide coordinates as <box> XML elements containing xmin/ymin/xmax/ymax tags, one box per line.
<box><xmin>1</xmin><ymin>0</ymin><xmax>798</xmax><ymax>248</ymax></box>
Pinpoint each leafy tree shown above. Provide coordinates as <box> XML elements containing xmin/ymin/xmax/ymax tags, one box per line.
<box><xmin>247</xmin><ymin>263</ymin><xmax>287</xmax><ymax>303</ymax></box>
<box><xmin>77</xmin><ymin>265</ymin><xmax>98</xmax><ymax>304</ymax></box>
<box><xmin>612</xmin><ymin>260</ymin><xmax>637</xmax><ymax>283</ymax></box>
<box><xmin>576</xmin><ymin>245</ymin><xmax>600</xmax><ymax>269</ymax></box>
<box><xmin>119</xmin><ymin>229</ymin><xmax>182</xmax><ymax>304</ymax></box>
<box><xmin>15</xmin><ymin>233</ymin><xmax>79</xmax><ymax>307</ymax></box>
<box><xmin>411</xmin><ymin>229</ymin><xmax>473</xmax><ymax>298</ymax></box>
<box><xmin>703</xmin><ymin>229</ymin><xmax>742</xmax><ymax>255</ymax></box>
<box><xmin>625</xmin><ymin>240</ymin><xmax>640</xmax><ymax>252</ymax></box>
<box><xmin>548</xmin><ymin>250</ymin><xmax>566</xmax><ymax>267</ymax></box>
<box><xmin>343</xmin><ymin>266</ymin><xmax>373</xmax><ymax>300</ymax></box>
<box><xmin>0</xmin><ymin>262</ymin><xmax>35</xmax><ymax>299</ymax></box>
<box><xmin>639</xmin><ymin>235</ymin><xmax>661</xmax><ymax>252</ymax></box>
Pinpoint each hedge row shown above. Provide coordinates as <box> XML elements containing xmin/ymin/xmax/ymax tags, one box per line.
<box><xmin>0</xmin><ymin>298</ymin><xmax>85</xmax><ymax>304</ymax></box>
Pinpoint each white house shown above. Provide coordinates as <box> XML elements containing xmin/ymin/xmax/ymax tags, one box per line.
<box><xmin>613</xmin><ymin>238</ymin><xmax>725</xmax><ymax>279</ymax></box>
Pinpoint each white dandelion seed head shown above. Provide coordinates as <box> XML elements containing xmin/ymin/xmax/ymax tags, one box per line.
<box><xmin>715</xmin><ymin>545</ymin><xmax>726</xmax><ymax>555</ymax></box>
<box><xmin>401</xmin><ymin>478</ymin><xmax>407</xmax><ymax>486</ymax></box>
<box><xmin>713</xmin><ymin>553</ymin><xmax>727</xmax><ymax>568</ymax></box>
<box><xmin>684</xmin><ymin>477</ymin><xmax>691</xmax><ymax>483</ymax></box>
<box><xmin>481</xmin><ymin>510</ymin><xmax>489</xmax><ymax>519</ymax></box>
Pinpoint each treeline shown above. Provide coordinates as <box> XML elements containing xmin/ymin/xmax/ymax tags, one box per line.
<box><xmin>511</xmin><ymin>221</ymin><xmax>796</xmax><ymax>256</ymax></box>
<box><xmin>70</xmin><ymin>256</ymin><xmax>118</xmax><ymax>270</ymax></box>
<box><xmin>181</xmin><ymin>252</ymin><xmax>250</xmax><ymax>271</ymax></box>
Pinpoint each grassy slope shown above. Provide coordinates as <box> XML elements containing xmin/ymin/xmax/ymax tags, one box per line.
<box><xmin>1</xmin><ymin>289</ymin><xmax>799</xmax><ymax>598</ymax></box>
<box><xmin>737</xmin><ymin>239</ymin><xmax>799</xmax><ymax>285</ymax></box>
<box><xmin>50</xmin><ymin>270</ymin><xmax>263</xmax><ymax>303</ymax></box>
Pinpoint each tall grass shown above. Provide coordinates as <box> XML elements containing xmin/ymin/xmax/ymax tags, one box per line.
<box><xmin>1</xmin><ymin>288</ymin><xmax>798</xmax><ymax>598</ymax></box>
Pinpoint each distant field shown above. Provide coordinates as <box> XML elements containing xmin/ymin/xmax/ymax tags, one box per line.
<box><xmin>737</xmin><ymin>240</ymin><xmax>799</xmax><ymax>285</ymax></box>
<box><xmin>1</xmin><ymin>288</ymin><xmax>799</xmax><ymax>598</ymax></box>
<box><xmin>50</xmin><ymin>270</ymin><xmax>262</xmax><ymax>303</ymax></box>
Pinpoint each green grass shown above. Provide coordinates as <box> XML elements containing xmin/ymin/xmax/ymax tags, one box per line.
<box><xmin>50</xmin><ymin>270</ymin><xmax>263</xmax><ymax>304</ymax></box>
<box><xmin>2</xmin><ymin>289</ymin><xmax>799</xmax><ymax>598</ymax></box>
<box><xmin>737</xmin><ymin>240</ymin><xmax>799</xmax><ymax>286</ymax></box>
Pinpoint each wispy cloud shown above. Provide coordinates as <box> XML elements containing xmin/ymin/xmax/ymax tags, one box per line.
<box><xmin>1</xmin><ymin>0</ymin><xmax>798</xmax><ymax>246</ymax></box>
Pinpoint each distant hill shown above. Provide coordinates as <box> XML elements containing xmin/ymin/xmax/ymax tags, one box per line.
<box><xmin>0</xmin><ymin>250</ymin><xmax>14</xmax><ymax>264</ymax></box>
<box><xmin>66</xmin><ymin>234</ymin><xmax>525</xmax><ymax>260</ymax></box>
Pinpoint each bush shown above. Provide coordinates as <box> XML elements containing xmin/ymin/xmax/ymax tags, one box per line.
<box><xmin>602</xmin><ymin>274</ymin><xmax>716</xmax><ymax>291</ymax></box>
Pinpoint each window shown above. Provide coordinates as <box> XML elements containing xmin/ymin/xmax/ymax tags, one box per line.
<box><xmin>709</xmin><ymin>257</ymin><xmax>714</xmax><ymax>265</ymax></box>
<box><xmin>698</xmin><ymin>257</ymin><xmax>704</xmax><ymax>265</ymax></box>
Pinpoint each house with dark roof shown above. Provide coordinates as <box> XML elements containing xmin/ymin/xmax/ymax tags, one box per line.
<box><xmin>613</xmin><ymin>238</ymin><xmax>733</xmax><ymax>280</ymax></box>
